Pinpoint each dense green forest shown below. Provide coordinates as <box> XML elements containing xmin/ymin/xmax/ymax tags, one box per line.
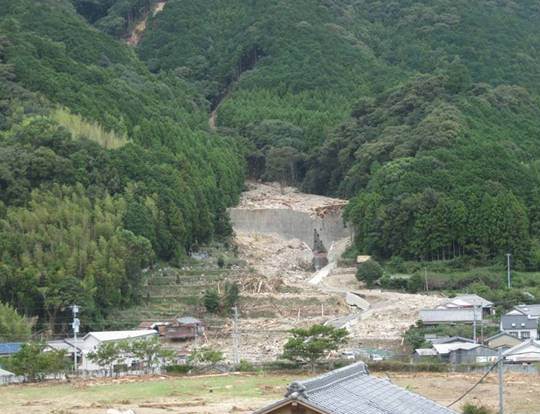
<box><xmin>0</xmin><ymin>0</ymin><xmax>244</xmax><ymax>334</ymax></box>
<box><xmin>139</xmin><ymin>0</ymin><xmax>540</xmax><ymax>267</ymax></box>
<box><xmin>2</xmin><ymin>0</ymin><xmax>540</xmax><ymax>334</ymax></box>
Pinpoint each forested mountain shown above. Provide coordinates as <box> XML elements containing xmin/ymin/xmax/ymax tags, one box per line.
<box><xmin>0</xmin><ymin>0</ymin><xmax>243</xmax><ymax>332</ymax></box>
<box><xmin>2</xmin><ymin>0</ymin><xmax>540</xmax><ymax>332</ymax></box>
<box><xmin>139</xmin><ymin>0</ymin><xmax>540</xmax><ymax>267</ymax></box>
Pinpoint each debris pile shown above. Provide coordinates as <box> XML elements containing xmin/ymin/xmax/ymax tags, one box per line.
<box><xmin>236</xmin><ymin>181</ymin><xmax>347</xmax><ymax>217</ymax></box>
<box><xmin>234</xmin><ymin>231</ymin><xmax>313</xmax><ymax>279</ymax></box>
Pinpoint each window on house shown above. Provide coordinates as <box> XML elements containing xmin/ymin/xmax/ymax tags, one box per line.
<box><xmin>508</xmin><ymin>331</ymin><xmax>519</xmax><ymax>337</ymax></box>
<box><xmin>521</xmin><ymin>331</ymin><xmax>530</xmax><ymax>339</ymax></box>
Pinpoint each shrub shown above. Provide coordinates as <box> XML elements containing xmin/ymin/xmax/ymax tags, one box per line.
<box><xmin>356</xmin><ymin>259</ymin><xmax>384</xmax><ymax>287</ymax></box>
<box><xmin>166</xmin><ymin>364</ymin><xmax>193</xmax><ymax>374</ymax></box>
<box><xmin>406</xmin><ymin>274</ymin><xmax>424</xmax><ymax>293</ymax></box>
<box><xmin>189</xmin><ymin>347</ymin><xmax>224</xmax><ymax>366</ymax></box>
<box><xmin>203</xmin><ymin>289</ymin><xmax>221</xmax><ymax>313</ymax></box>
<box><xmin>237</xmin><ymin>359</ymin><xmax>254</xmax><ymax>372</ymax></box>
<box><xmin>462</xmin><ymin>403</ymin><xmax>495</xmax><ymax>414</ymax></box>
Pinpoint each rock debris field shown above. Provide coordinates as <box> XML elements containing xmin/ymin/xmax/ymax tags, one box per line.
<box><xmin>224</xmin><ymin>182</ymin><xmax>444</xmax><ymax>358</ymax></box>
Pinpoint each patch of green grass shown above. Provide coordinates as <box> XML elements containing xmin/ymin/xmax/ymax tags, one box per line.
<box><xmin>0</xmin><ymin>374</ymin><xmax>299</xmax><ymax>409</ymax></box>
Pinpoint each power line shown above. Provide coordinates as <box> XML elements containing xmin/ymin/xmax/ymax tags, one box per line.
<box><xmin>447</xmin><ymin>358</ymin><xmax>499</xmax><ymax>407</ymax></box>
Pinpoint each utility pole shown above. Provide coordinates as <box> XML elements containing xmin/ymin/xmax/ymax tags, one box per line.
<box><xmin>424</xmin><ymin>268</ymin><xmax>429</xmax><ymax>292</ymax></box>
<box><xmin>506</xmin><ymin>253</ymin><xmax>512</xmax><ymax>289</ymax></box>
<box><xmin>71</xmin><ymin>305</ymin><xmax>80</xmax><ymax>374</ymax></box>
<box><xmin>232</xmin><ymin>306</ymin><xmax>240</xmax><ymax>365</ymax></box>
<box><xmin>480</xmin><ymin>315</ymin><xmax>484</xmax><ymax>343</ymax></box>
<box><xmin>473</xmin><ymin>305</ymin><xmax>477</xmax><ymax>343</ymax></box>
<box><xmin>498</xmin><ymin>348</ymin><xmax>505</xmax><ymax>414</ymax></box>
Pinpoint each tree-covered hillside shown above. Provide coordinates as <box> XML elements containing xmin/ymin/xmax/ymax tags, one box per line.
<box><xmin>138</xmin><ymin>0</ymin><xmax>540</xmax><ymax>267</ymax></box>
<box><xmin>2</xmin><ymin>0</ymin><xmax>540</xmax><ymax>333</ymax></box>
<box><xmin>0</xmin><ymin>0</ymin><xmax>244</xmax><ymax>333</ymax></box>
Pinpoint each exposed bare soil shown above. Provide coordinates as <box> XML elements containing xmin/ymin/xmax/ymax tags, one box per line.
<box><xmin>126</xmin><ymin>1</ymin><xmax>166</xmax><ymax>46</ymax></box>
<box><xmin>236</xmin><ymin>181</ymin><xmax>347</xmax><ymax>216</ymax></box>
<box><xmin>219</xmin><ymin>182</ymin><xmax>446</xmax><ymax>359</ymax></box>
<box><xmin>1</xmin><ymin>372</ymin><xmax>538</xmax><ymax>414</ymax></box>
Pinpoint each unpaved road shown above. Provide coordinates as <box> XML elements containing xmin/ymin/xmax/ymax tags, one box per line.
<box><xmin>1</xmin><ymin>372</ymin><xmax>538</xmax><ymax>414</ymax></box>
<box><xmin>321</xmin><ymin>270</ymin><xmax>444</xmax><ymax>340</ymax></box>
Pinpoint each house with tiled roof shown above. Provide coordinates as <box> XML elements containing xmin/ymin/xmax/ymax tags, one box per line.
<box><xmin>500</xmin><ymin>310</ymin><xmax>538</xmax><ymax>340</ymax></box>
<box><xmin>252</xmin><ymin>362</ymin><xmax>456</xmax><ymax>414</ymax></box>
<box><xmin>485</xmin><ymin>332</ymin><xmax>522</xmax><ymax>351</ymax></box>
<box><xmin>504</xmin><ymin>339</ymin><xmax>540</xmax><ymax>363</ymax></box>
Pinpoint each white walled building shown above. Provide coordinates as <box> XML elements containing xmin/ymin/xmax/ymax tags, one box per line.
<box><xmin>80</xmin><ymin>330</ymin><xmax>157</xmax><ymax>371</ymax></box>
<box><xmin>504</xmin><ymin>339</ymin><xmax>540</xmax><ymax>363</ymax></box>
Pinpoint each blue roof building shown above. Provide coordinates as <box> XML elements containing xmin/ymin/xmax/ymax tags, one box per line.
<box><xmin>0</xmin><ymin>342</ymin><xmax>23</xmax><ymax>357</ymax></box>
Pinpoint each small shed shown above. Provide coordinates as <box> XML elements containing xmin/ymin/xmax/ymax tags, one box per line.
<box><xmin>414</xmin><ymin>348</ymin><xmax>438</xmax><ymax>360</ymax></box>
<box><xmin>138</xmin><ymin>321</ymin><xmax>171</xmax><ymax>336</ymax></box>
<box><xmin>165</xmin><ymin>317</ymin><xmax>205</xmax><ymax>340</ymax></box>
<box><xmin>448</xmin><ymin>345</ymin><xmax>498</xmax><ymax>365</ymax></box>
<box><xmin>433</xmin><ymin>342</ymin><xmax>479</xmax><ymax>362</ymax></box>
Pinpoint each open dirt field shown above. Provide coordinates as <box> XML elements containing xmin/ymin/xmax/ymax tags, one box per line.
<box><xmin>1</xmin><ymin>371</ymin><xmax>538</xmax><ymax>414</ymax></box>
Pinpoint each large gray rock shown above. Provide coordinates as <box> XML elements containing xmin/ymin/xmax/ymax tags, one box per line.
<box><xmin>346</xmin><ymin>292</ymin><xmax>370</xmax><ymax>311</ymax></box>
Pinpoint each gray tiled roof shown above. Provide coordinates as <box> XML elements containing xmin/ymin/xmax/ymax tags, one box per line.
<box><xmin>501</xmin><ymin>314</ymin><xmax>538</xmax><ymax>330</ymax></box>
<box><xmin>256</xmin><ymin>362</ymin><xmax>456</xmax><ymax>414</ymax></box>
<box><xmin>515</xmin><ymin>304</ymin><xmax>540</xmax><ymax>318</ymax></box>
<box><xmin>428</xmin><ymin>336</ymin><xmax>475</xmax><ymax>344</ymax></box>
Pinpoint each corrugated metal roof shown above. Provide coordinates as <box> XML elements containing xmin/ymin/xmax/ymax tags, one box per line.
<box><xmin>176</xmin><ymin>316</ymin><xmax>202</xmax><ymax>325</ymax></box>
<box><xmin>420</xmin><ymin>308</ymin><xmax>481</xmax><ymax>323</ymax></box>
<box><xmin>85</xmin><ymin>330</ymin><xmax>157</xmax><ymax>342</ymax></box>
<box><xmin>415</xmin><ymin>348</ymin><xmax>438</xmax><ymax>356</ymax></box>
<box><xmin>254</xmin><ymin>362</ymin><xmax>456</xmax><ymax>414</ymax></box>
<box><xmin>441</xmin><ymin>295</ymin><xmax>493</xmax><ymax>308</ymax></box>
<box><xmin>0</xmin><ymin>342</ymin><xmax>23</xmax><ymax>355</ymax></box>
<box><xmin>433</xmin><ymin>343</ymin><xmax>480</xmax><ymax>355</ymax></box>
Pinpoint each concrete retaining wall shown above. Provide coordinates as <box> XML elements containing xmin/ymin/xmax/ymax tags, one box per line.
<box><xmin>229</xmin><ymin>207</ymin><xmax>351</xmax><ymax>250</ymax></box>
